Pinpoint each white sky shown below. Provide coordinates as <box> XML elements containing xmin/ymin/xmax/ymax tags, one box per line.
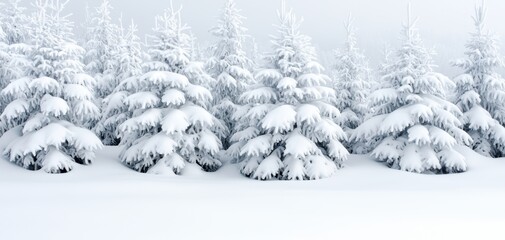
<box><xmin>21</xmin><ymin>0</ymin><xmax>505</xmax><ymax>76</ymax></box>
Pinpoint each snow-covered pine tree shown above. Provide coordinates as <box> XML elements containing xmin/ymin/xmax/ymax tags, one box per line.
<box><xmin>0</xmin><ymin>0</ymin><xmax>33</xmax><ymax>131</ymax></box>
<box><xmin>378</xmin><ymin>43</ymin><xmax>395</xmax><ymax>81</ymax></box>
<box><xmin>0</xmin><ymin>0</ymin><xmax>30</xmax><ymax>45</ymax></box>
<box><xmin>352</xmin><ymin>6</ymin><xmax>472</xmax><ymax>174</ymax></box>
<box><xmin>118</xmin><ymin>5</ymin><xmax>222</xmax><ymax>175</ymax></box>
<box><xmin>1</xmin><ymin>0</ymin><xmax>102</xmax><ymax>173</ymax></box>
<box><xmin>332</xmin><ymin>14</ymin><xmax>372</xmax><ymax>153</ymax></box>
<box><xmin>84</xmin><ymin>0</ymin><xmax>120</xmax><ymax>99</ymax></box>
<box><xmin>452</xmin><ymin>3</ymin><xmax>505</xmax><ymax>157</ymax></box>
<box><xmin>229</xmin><ymin>2</ymin><xmax>348</xmax><ymax>180</ymax></box>
<box><xmin>207</xmin><ymin>0</ymin><xmax>254</xmax><ymax>150</ymax></box>
<box><xmin>96</xmin><ymin>20</ymin><xmax>144</xmax><ymax>145</ymax></box>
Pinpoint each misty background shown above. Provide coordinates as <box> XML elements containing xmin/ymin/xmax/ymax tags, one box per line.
<box><xmin>20</xmin><ymin>0</ymin><xmax>505</xmax><ymax>76</ymax></box>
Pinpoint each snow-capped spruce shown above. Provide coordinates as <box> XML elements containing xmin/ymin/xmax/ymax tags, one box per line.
<box><xmin>207</xmin><ymin>0</ymin><xmax>254</xmax><ymax>149</ymax></box>
<box><xmin>0</xmin><ymin>0</ymin><xmax>30</xmax><ymax>45</ymax></box>
<box><xmin>0</xmin><ymin>0</ymin><xmax>32</xmax><ymax>128</ymax></box>
<box><xmin>84</xmin><ymin>0</ymin><xmax>120</xmax><ymax>99</ymax></box>
<box><xmin>229</xmin><ymin>2</ymin><xmax>348</xmax><ymax>180</ymax></box>
<box><xmin>118</xmin><ymin>5</ymin><xmax>222</xmax><ymax>174</ymax></box>
<box><xmin>352</xmin><ymin>7</ymin><xmax>471</xmax><ymax>174</ymax></box>
<box><xmin>1</xmin><ymin>0</ymin><xmax>102</xmax><ymax>173</ymax></box>
<box><xmin>332</xmin><ymin>15</ymin><xmax>372</xmax><ymax>153</ymax></box>
<box><xmin>452</xmin><ymin>3</ymin><xmax>505</xmax><ymax>157</ymax></box>
<box><xmin>95</xmin><ymin>20</ymin><xmax>144</xmax><ymax>145</ymax></box>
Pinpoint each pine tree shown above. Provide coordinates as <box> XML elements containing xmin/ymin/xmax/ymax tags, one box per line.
<box><xmin>452</xmin><ymin>3</ymin><xmax>505</xmax><ymax>157</ymax></box>
<box><xmin>0</xmin><ymin>0</ymin><xmax>33</xmax><ymax>130</ymax></box>
<box><xmin>96</xmin><ymin>20</ymin><xmax>144</xmax><ymax>145</ymax></box>
<box><xmin>332</xmin><ymin>15</ymin><xmax>372</xmax><ymax>153</ymax></box>
<box><xmin>118</xmin><ymin>5</ymin><xmax>222</xmax><ymax>175</ymax></box>
<box><xmin>1</xmin><ymin>0</ymin><xmax>102</xmax><ymax>173</ymax></box>
<box><xmin>352</xmin><ymin>6</ymin><xmax>471</xmax><ymax>174</ymax></box>
<box><xmin>229</xmin><ymin>2</ymin><xmax>348</xmax><ymax>180</ymax></box>
<box><xmin>207</xmin><ymin>0</ymin><xmax>254</xmax><ymax>150</ymax></box>
<box><xmin>0</xmin><ymin>0</ymin><xmax>30</xmax><ymax>45</ymax></box>
<box><xmin>84</xmin><ymin>0</ymin><xmax>120</xmax><ymax>99</ymax></box>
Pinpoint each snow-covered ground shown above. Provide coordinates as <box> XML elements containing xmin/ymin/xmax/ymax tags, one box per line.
<box><xmin>1</xmin><ymin>146</ymin><xmax>504</xmax><ymax>240</ymax></box>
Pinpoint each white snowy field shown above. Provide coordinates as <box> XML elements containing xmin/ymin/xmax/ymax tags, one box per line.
<box><xmin>0</xmin><ymin>146</ymin><xmax>504</xmax><ymax>240</ymax></box>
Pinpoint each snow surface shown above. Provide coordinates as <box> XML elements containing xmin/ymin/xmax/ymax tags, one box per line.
<box><xmin>0</xmin><ymin>146</ymin><xmax>504</xmax><ymax>240</ymax></box>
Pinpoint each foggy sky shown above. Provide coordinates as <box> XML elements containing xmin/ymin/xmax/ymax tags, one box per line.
<box><xmin>21</xmin><ymin>0</ymin><xmax>505</xmax><ymax>76</ymax></box>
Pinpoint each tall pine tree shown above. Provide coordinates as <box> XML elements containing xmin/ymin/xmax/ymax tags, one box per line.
<box><xmin>1</xmin><ymin>0</ymin><xmax>102</xmax><ymax>173</ymax></box>
<box><xmin>0</xmin><ymin>0</ymin><xmax>32</xmax><ymax>120</ymax></box>
<box><xmin>207</xmin><ymin>0</ymin><xmax>254</xmax><ymax>150</ymax></box>
<box><xmin>84</xmin><ymin>0</ymin><xmax>120</xmax><ymax>99</ymax></box>
<box><xmin>118</xmin><ymin>5</ymin><xmax>222</xmax><ymax>175</ymax></box>
<box><xmin>452</xmin><ymin>3</ymin><xmax>505</xmax><ymax>157</ymax></box>
<box><xmin>96</xmin><ymin>20</ymin><xmax>144</xmax><ymax>145</ymax></box>
<box><xmin>332</xmin><ymin>15</ymin><xmax>372</xmax><ymax>153</ymax></box>
<box><xmin>229</xmin><ymin>2</ymin><xmax>348</xmax><ymax>180</ymax></box>
<box><xmin>352</xmin><ymin>6</ymin><xmax>471</xmax><ymax>173</ymax></box>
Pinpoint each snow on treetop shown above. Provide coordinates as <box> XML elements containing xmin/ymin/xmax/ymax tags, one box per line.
<box><xmin>304</xmin><ymin>61</ymin><xmax>325</xmax><ymax>74</ymax></box>
<box><xmin>407</xmin><ymin>125</ymin><xmax>431</xmax><ymax>145</ymax></box>
<box><xmin>240</xmin><ymin>134</ymin><xmax>272</xmax><ymax>157</ymax></box>
<box><xmin>296</xmin><ymin>104</ymin><xmax>321</xmax><ymax>125</ymax></box>
<box><xmin>243</xmin><ymin>104</ymin><xmax>272</xmax><ymax>120</ymax></box>
<box><xmin>465</xmin><ymin>105</ymin><xmax>496</xmax><ymax>131</ymax></box>
<box><xmin>454</xmin><ymin>74</ymin><xmax>474</xmax><ymax>86</ymax></box>
<box><xmin>217</xmin><ymin>72</ymin><xmax>238</xmax><ymax>88</ymax></box>
<box><xmin>306</xmin><ymin>155</ymin><xmax>338</xmax><ymax>180</ymax></box>
<box><xmin>326</xmin><ymin>140</ymin><xmax>348</xmax><ymax>160</ymax></box>
<box><xmin>230</xmin><ymin>127</ymin><xmax>259</xmax><ymax>143</ymax></box>
<box><xmin>429</xmin><ymin>126</ymin><xmax>457</xmax><ymax>148</ymax></box>
<box><xmin>141</xmin><ymin>133</ymin><xmax>178</xmax><ymax>157</ymax></box>
<box><xmin>239</xmin><ymin>86</ymin><xmax>277</xmax><ymax>104</ymax></box>
<box><xmin>297</xmin><ymin>73</ymin><xmax>327</xmax><ymax>86</ymax></box>
<box><xmin>161</xmin><ymin>109</ymin><xmax>190</xmax><ymax>134</ymax></box>
<box><xmin>439</xmin><ymin>149</ymin><xmax>467</xmax><ymax>172</ymax></box>
<box><xmin>369</xmin><ymin>88</ymin><xmax>398</xmax><ymax>105</ymax></box>
<box><xmin>252</xmin><ymin>154</ymin><xmax>283</xmax><ymax>180</ymax></box>
<box><xmin>66</xmin><ymin>125</ymin><xmax>103</xmax><ymax>151</ymax></box>
<box><xmin>372</xmin><ymin>136</ymin><xmax>404</xmax><ymax>162</ymax></box>
<box><xmin>181</xmin><ymin>105</ymin><xmax>215</xmax><ymax>128</ymax></box>
<box><xmin>21</xmin><ymin>113</ymin><xmax>49</xmax><ymax>134</ymax></box>
<box><xmin>185</xmin><ymin>84</ymin><xmax>213</xmax><ymax>103</ymax></box>
<box><xmin>72</xmin><ymin>73</ymin><xmax>96</xmax><ymax>87</ymax></box>
<box><xmin>255</xmin><ymin>69</ymin><xmax>283</xmax><ymax>83</ymax></box>
<box><xmin>1</xmin><ymin>99</ymin><xmax>29</xmax><ymax>121</ymax></box>
<box><xmin>378</xmin><ymin>104</ymin><xmax>434</xmax><ymax>135</ymax></box>
<box><xmin>40</xmin><ymin>95</ymin><xmax>69</xmax><ymax>117</ymax></box>
<box><xmin>103</xmin><ymin>91</ymin><xmax>128</xmax><ymax>115</ymax></box>
<box><xmin>5</xmin><ymin>123</ymin><xmax>72</xmax><ymax>160</ymax></box>
<box><xmin>120</xmin><ymin>109</ymin><xmax>163</xmax><ymax>133</ymax></box>
<box><xmin>30</xmin><ymin>77</ymin><xmax>59</xmax><ymax>94</ymax></box>
<box><xmin>228</xmin><ymin>65</ymin><xmax>253</xmax><ymax>80</ymax></box>
<box><xmin>311</xmin><ymin>101</ymin><xmax>341</xmax><ymax>119</ymax></box>
<box><xmin>162</xmin><ymin>89</ymin><xmax>186</xmax><ymax>107</ymax></box>
<box><xmin>277</xmin><ymin>77</ymin><xmax>297</xmax><ymax>90</ymax></box>
<box><xmin>64</xmin><ymin>84</ymin><xmax>93</xmax><ymax>100</ymax></box>
<box><xmin>141</xmin><ymin>71</ymin><xmax>189</xmax><ymax>89</ymax></box>
<box><xmin>61</xmin><ymin>42</ymin><xmax>85</xmax><ymax>56</ymax></box>
<box><xmin>261</xmin><ymin>104</ymin><xmax>296</xmax><ymax>133</ymax></box>
<box><xmin>459</xmin><ymin>90</ymin><xmax>481</xmax><ymax>110</ymax></box>
<box><xmin>313</xmin><ymin>118</ymin><xmax>346</xmax><ymax>141</ymax></box>
<box><xmin>198</xmin><ymin>130</ymin><xmax>222</xmax><ymax>155</ymax></box>
<box><xmin>1</xmin><ymin>77</ymin><xmax>30</xmax><ymax>98</ymax></box>
<box><xmin>285</xmin><ymin>130</ymin><xmax>321</xmax><ymax>158</ymax></box>
<box><xmin>124</xmin><ymin>92</ymin><xmax>160</xmax><ymax>110</ymax></box>
<box><xmin>42</xmin><ymin>147</ymin><xmax>74</xmax><ymax>173</ymax></box>
<box><xmin>74</xmin><ymin>100</ymin><xmax>100</xmax><ymax>118</ymax></box>
<box><xmin>351</xmin><ymin>114</ymin><xmax>387</xmax><ymax>141</ymax></box>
